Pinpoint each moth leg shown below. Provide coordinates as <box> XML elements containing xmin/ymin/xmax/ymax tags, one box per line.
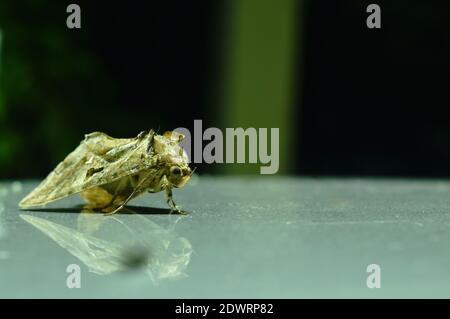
<box><xmin>85</xmin><ymin>195</ymin><xmax>124</xmax><ymax>216</ymax></box>
<box><xmin>165</xmin><ymin>187</ymin><xmax>184</xmax><ymax>214</ymax></box>
<box><xmin>104</xmin><ymin>176</ymin><xmax>141</xmax><ymax>215</ymax></box>
<box><xmin>103</xmin><ymin>203</ymin><xmax>125</xmax><ymax>215</ymax></box>
<box><xmin>82</xmin><ymin>175</ymin><xmax>133</xmax><ymax>212</ymax></box>
<box><xmin>101</xmin><ymin>177</ymin><xmax>136</xmax><ymax>214</ymax></box>
<box><xmin>102</xmin><ymin>193</ymin><xmax>130</xmax><ymax>215</ymax></box>
<box><xmin>104</xmin><ymin>192</ymin><xmax>138</xmax><ymax>215</ymax></box>
<box><xmin>81</xmin><ymin>187</ymin><xmax>115</xmax><ymax>210</ymax></box>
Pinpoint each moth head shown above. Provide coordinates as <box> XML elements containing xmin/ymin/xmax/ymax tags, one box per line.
<box><xmin>167</xmin><ymin>165</ymin><xmax>192</xmax><ymax>188</ymax></box>
<box><xmin>152</xmin><ymin>130</ymin><xmax>192</xmax><ymax>187</ymax></box>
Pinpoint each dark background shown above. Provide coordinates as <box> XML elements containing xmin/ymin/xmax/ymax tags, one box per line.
<box><xmin>0</xmin><ymin>0</ymin><xmax>449</xmax><ymax>178</ymax></box>
<box><xmin>299</xmin><ymin>1</ymin><xmax>450</xmax><ymax>177</ymax></box>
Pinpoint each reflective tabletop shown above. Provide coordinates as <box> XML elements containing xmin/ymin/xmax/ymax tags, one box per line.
<box><xmin>1</xmin><ymin>177</ymin><xmax>450</xmax><ymax>298</ymax></box>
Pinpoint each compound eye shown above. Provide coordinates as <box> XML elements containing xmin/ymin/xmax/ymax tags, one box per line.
<box><xmin>171</xmin><ymin>166</ymin><xmax>182</xmax><ymax>176</ymax></box>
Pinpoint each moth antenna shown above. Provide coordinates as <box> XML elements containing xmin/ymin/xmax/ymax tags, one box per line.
<box><xmin>190</xmin><ymin>167</ymin><xmax>197</xmax><ymax>176</ymax></box>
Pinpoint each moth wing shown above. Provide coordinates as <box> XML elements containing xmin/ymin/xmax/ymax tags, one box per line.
<box><xmin>19</xmin><ymin>131</ymin><xmax>154</xmax><ymax>208</ymax></box>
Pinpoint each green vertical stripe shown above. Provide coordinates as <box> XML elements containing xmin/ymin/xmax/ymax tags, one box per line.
<box><xmin>221</xmin><ymin>0</ymin><xmax>300</xmax><ymax>174</ymax></box>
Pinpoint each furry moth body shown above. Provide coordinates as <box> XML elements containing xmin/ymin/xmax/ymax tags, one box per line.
<box><xmin>19</xmin><ymin>130</ymin><xmax>192</xmax><ymax>214</ymax></box>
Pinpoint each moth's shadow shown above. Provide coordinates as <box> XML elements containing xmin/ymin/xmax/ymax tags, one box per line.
<box><xmin>22</xmin><ymin>205</ymin><xmax>188</xmax><ymax>215</ymax></box>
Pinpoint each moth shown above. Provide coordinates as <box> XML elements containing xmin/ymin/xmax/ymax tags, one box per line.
<box><xmin>19</xmin><ymin>130</ymin><xmax>193</xmax><ymax>214</ymax></box>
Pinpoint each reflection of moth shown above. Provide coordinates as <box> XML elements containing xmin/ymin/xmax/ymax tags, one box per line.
<box><xmin>19</xmin><ymin>130</ymin><xmax>193</xmax><ymax>214</ymax></box>
<box><xmin>20</xmin><ymin>209</ymin><xmax>193</xmax><ymax>283</ymax></box>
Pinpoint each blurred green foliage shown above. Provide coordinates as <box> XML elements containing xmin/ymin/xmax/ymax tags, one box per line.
<box><xmin>0</xmin><ymin>1</ymin><xmax>299</xmax><ymax>178</ymax></box>
<box><xmin>221</xmin><ymin>0</ymin><xmax>298</xmax><ymax>174</ymax></box>
<box><xmin>0</xmin><ymin>1</ymin><xmax>119</xmax><ymax>178</ymax></box>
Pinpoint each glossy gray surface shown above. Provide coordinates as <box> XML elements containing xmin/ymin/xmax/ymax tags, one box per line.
<box><xmin>1</xmin><ymin>177</ymin><xmax>450</xmax><ymax>298</ymax></box>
